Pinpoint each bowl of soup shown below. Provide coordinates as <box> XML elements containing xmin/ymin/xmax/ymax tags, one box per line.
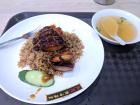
<box><xmin>92</xmin><ymin>9</ymin><xmax>140</xmax><ymax>45</ymax></box>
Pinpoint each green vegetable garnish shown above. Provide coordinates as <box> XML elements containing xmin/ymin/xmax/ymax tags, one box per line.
<box><xmin>120</xmin><ymin>17</ymin><xmax>126</xmax><ymax>23</ymax></box>
<box><xmin>18</xmin><ymin>70</ymin><xmax>55</xmax><ymax>87</ymax></box>
<box><xmin>18</xmin><ymin>70</ymin><xmax>28</xmax><ymax>82</ymax></box>
<box><xmin>96</xmin><ymin>27</ymin><xmax>101</xmax><ymax>32</ymax></box>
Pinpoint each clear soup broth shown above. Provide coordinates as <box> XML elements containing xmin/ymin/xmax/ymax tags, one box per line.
<box><xmin>96</xmin><ymin>16</ymin><xmax>137</xmax><ymax>42</ymax></box>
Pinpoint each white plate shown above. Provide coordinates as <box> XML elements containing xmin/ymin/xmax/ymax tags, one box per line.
<box><xmin>0</xmin><ymin>14</ymin><xmax>104</xmax><ymax>104</ymax></box>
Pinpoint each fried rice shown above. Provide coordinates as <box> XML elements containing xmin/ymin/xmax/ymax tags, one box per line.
<box><xmin>18</xmin><ymin>27</ymin><xmax>84</xmax><ymax>75</ymax></box>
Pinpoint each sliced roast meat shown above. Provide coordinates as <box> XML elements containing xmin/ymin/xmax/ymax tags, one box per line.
<box><xmin>53</xmin><ymin>66</ymin><xmax>73</xmax><ymax>71</ymax></box>
<box><xmin>51</xmin><ymin>51</ymin><xmax>73</xmax><ymax>63</ymax></box>
<box><xmin>52</xmin><ymin>62</ymin><xmax>74</xmax><ymax>72</ymax></box>
<box><xmin>33</xmin><ymin>25</ymin><xmax>65</xmax><ymax>52</ymax></box>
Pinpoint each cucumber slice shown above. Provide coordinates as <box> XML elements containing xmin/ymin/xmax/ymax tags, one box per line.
<box><xmin>18</xmin><ymin>70</ymin><xmax>54</xmax><ymax>87</ymax></box>
<box><xmin>18</xmin><ymin>70</ymin><xmax>28</xmax><ymax>82</ymax></box>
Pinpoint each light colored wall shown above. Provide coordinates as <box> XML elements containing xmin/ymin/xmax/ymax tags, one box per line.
<box><xmin>0</xmin><ymin>0</ymin><xmax>140</xmax><ymax>34</ymax></box>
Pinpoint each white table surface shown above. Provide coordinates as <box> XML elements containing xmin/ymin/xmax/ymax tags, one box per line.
<box><xmin>0</xmin><ymin>0</ymin><xmax>140</xmax><ymax>35</ymax></box>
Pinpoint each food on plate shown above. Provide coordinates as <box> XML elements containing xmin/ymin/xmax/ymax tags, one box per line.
<box><xmin>18</xmin><ymin>70</ymin><xmax>54</xmax><ymax>87</ymax></box>
<box><xmin>51</xmin><ymin>51</ymin><xmax>73</xmax><ymax>62</ymax></box>
<box><xmin>96</xmin><ymin>16</ymin><xmax>137</xmax><ymax>42</ymax></box>
<box><xmin>32</xmin><ymin>26</ymin><xmax>65</xmax><ymax>52</ymax></box>
<box><xmin>18</xmin><ymin>25</ymin><xmax>84</xmax><ymax>87</ymax></box>
<box><xmin>51</xmin><ymin>51</ymin><xmax>74</xmax><ymax>71</ymax></box>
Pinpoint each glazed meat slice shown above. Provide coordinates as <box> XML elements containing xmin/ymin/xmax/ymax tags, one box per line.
<box><xmin>51</xmin><ymin>51</ymin><xmax>74</xmax><ymax>72</ymax></box>
<box><xmin>51</xmin><ymin>51</ymin><xmax>73</xmax><ymax>62</ymax></box>
<box><xmin>33</xmin><ymin>25</ymin><xmax>65</xmax><ymax>52</ymax></box>
<box><xmin>53</xmin><ymin>65</ymin><xmax>74</xmax><ymax>71</ymax></box>
<box><xmin>53</xmin><ymin>62</ymin><xmax>74</xmax><ymax>72</ymax></box>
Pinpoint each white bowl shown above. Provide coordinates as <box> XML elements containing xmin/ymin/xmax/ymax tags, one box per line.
<box><xmin>91</xmin><ymin>9</ymin><xmax>140</xmax><ymax>45</ymax></box>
